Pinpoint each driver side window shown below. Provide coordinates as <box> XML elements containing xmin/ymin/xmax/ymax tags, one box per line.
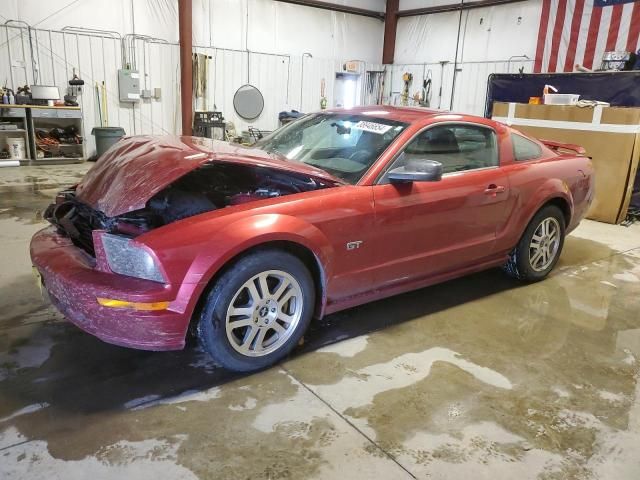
<box><xmin>381</xmin><ymin>124</ymin><xmax>498</xmax><ymax>183</ymax></box>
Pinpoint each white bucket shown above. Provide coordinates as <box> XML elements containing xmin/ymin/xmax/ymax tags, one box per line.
<box><xmin>7</xmin><ymin>137</ymin><xmax>25</xmax><ymax>159</ymax></box>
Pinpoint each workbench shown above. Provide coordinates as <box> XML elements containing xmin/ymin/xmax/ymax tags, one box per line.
<box><xmin>0</xmin><ymin>104</ymin><xmax>85</xmax><ymax>166</ymax></box>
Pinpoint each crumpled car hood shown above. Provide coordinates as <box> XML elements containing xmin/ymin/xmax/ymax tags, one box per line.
<box><xmin>76</xmin><ymin>135</ymin><xmax>344</xmax><ymax>217</ymax></box>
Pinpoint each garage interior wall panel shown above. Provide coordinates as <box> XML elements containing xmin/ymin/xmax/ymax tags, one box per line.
<box><xmin>389</xmin><ymin>0</ymin><xmax>541</xmax><ymax>115</ymax></box>
<box><xmin>0</xmin><ymin>0</ymin><xmax>384</xmax><ymax>156</ymax></box>
<box><xmin>399</xmin><ymin>0</ymin><xmax>463</xmax><ymax>9</ymax></box>
<box><xmin>1</xmin><ymin>25</ymin><xmax>183</xmax><ymax>154</ymax></box>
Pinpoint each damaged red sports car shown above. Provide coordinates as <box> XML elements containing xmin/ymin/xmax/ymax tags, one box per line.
<box><xmin>31</xmin><ymin>106</ymin><xmax>594</xmax><ymax>371</ymax></box>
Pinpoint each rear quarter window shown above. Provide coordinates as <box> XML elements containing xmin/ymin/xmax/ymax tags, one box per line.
<box><xmin>512</xmin><ymin>134</ymin><xmax>542</xmax><ymax>161</ymax></box>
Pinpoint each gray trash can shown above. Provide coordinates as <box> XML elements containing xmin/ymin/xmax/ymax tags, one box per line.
<box><xmin>92</xmin><ymin>127</ymin><xmax>125</xmax><ymax>158</ymax></box>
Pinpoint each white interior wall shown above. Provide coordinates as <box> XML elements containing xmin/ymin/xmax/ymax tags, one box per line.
<box><xmin>1</xmin><ymin>0</ymin><xmax>385</xmax><ymax>42</ymax></box>
<box><xmin>399</xmin><ymin>0</ymin><xmax>463</xmax><ymax>9</ymax></box>
<box><xmin>0</xmin><ymin>0</ymin><xmax>384</xmax><ymax>156</ymax></box>
<box><xmin>389</xmin><ymin>0</ymin><xmax>542</xmax><ymax>115</ymax></box>
<box><xmin>0</xmin><ymin>0</ymin><xmax>547</xmax><ymax>154</ymax></box>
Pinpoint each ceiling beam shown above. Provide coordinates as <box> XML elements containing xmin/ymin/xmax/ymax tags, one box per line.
<box><xmin>397</xmin><ymin>0</ymin><xmax>528</xmax><ymax>17</ymax></box>
<box><xmin>273</xmin><ymin>0</ymin><xmax>385</xmax><ymax>20</ymax></box>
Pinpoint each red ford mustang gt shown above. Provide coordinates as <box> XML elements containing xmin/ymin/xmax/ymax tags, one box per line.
<box><xmin>31</xmin><ymin>106</ymin><xmax>594</xmax><ymax>371</ymax></box>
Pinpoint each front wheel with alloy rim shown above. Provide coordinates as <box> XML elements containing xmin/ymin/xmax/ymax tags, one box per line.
<box><xmin>503</xmin><ymin>204</ymin><xmax>566</xmax><ymax>282</ymax></box>
<box><xmin>197</xmin><ymin>249</ymin><xmax>315</xmax><ymax>372</ymax></box>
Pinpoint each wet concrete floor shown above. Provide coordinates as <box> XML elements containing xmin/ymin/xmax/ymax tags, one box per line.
<box><xmin>1</xmin><ymin>163</ymin><xmax>640</xmax><ymax>479</ymax></box>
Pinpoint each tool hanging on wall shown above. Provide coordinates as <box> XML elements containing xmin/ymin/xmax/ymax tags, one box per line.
<box><xmin>95</xmin><ymin>82</ymin><xmax>103</xmax><ymax>127</ymax></box>
<box><xmin>401</xmin><ymin>72</ymin><xmax>413</xmax><ymax>106</ymax></box>
<box><xmin>437</xmin><ymin>61</ymin><xmax>449</xmax><ymax>109</ymax></box>
<box><xmin>65</xmin><ymin>68</ymin><xmax>84</xmax><ymax>107</ymax></box>
<box><xmin>193</xmin><ymin>53</ymin><xmax>211</xmax><ymax>111</ymax></box>
<box><xmin>420</xmin><ymin>71</ymin><xmax>432</xmax><ymax>107</ymax></box>
<box><xmin>320</xmin><ymin>78</ymin><xmax>327</xmax><ymax>109</ymax></box>
<box><xmin>102</xmin><ymin>81</ymin><xmax>108</xmax><ymax>126</ymax></box>
<box><xmin>365</xmin><ymin>71</ymin><xmax>385</xmax><ymax>105</ymax></box>
<box><xmin>68</xmin><ymin>68</ymin><xmax>84</xmax><ymax>93</ymax></box>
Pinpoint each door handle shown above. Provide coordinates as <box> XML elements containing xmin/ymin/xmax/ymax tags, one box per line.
<box><xmin>484</xmin><ymin>184</ymin><xmax>506</xmax><ymax>195</ymax></box>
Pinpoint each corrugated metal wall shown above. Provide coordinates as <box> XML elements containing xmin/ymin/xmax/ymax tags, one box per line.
<box><xmin>0</xmin><ymin>25</ymin><xmax>383</xmax><ymax>158</ymax></box>
<box><xmin>385</xmin><ymin>60</ymin><xmax>534</xmax><ymax>115</ymax></box>
<box><xmin>0</xmin><ymin>25</ymin><xmax>182</xmax><ymax>156</ymax></box>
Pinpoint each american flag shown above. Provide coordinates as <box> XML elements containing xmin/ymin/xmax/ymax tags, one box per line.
<box><xmin>534</xmin><ymin>0</ymin><xmax>640</xmax><ymax>72</ymax></box>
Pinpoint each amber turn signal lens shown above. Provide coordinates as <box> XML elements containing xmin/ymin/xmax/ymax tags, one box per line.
<box><xmin>97</xmin><ymin>298</ymin><xmax>170</xmax><ymax>311</ymax></box>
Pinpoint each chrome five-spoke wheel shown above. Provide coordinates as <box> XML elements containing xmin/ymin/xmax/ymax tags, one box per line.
<box><xmin>226</xmin><ymin>270</ymin><xmax>303</xmax><ymax>357</ymax></box>
<box><xmin>529</xmin><ymin>217</ymin><xmax>560</xmax><ymax>272</ymax></box>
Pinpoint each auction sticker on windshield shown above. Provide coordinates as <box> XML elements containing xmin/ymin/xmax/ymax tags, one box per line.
<box><xmin>352</xmin><ymin>121</ymin><xmax>392</xmax><ymax>135</ymax></box>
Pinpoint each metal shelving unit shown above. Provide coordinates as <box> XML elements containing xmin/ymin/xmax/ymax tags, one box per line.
<box><xmin>28</xmin><ymin>106</ymin><xmax>85</xmax><ymax>165</ymax></box>
<box><xmin>0</xmin><ymin>105</ymin><xmax>31</xmax><ymax>166</ymax></box>
<box><xmin>0</xmin><ymin>105</ymin><xmax>85</xmax><ymax>166</ymax></box>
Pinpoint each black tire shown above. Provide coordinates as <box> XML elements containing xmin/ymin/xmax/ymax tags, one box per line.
<box><xmin>503</xmin><ymin>204</ymin><xmax>566</xmax><ymax>282</ymax></box>
<box><xmin>197</xmin><ymin>249</ymin><xmax>315</xmax><ymax>372</ymax></box>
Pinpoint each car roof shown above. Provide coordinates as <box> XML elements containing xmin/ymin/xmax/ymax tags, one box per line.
<box><xmin>322</xmin><ymin>105</ymin><xmax>495</xmax><ymax>127</ymax></box>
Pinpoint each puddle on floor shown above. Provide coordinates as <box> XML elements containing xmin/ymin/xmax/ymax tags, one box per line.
<box><xmin>1</xmin><ymin>163</ymin><xmax>640</xmax><ymax>478</ymax></box>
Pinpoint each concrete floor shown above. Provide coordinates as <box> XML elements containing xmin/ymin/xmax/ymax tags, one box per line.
<box><xmin>1</xmin><ymin>163</ymin><xmax>640</xmax><ymax>479</ymax></box>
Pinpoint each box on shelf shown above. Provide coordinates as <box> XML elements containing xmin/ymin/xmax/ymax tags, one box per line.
<box><xmin>543</xmin><ymin>93</ymin><xmax>580</xmax><ymax>105</ymax></box>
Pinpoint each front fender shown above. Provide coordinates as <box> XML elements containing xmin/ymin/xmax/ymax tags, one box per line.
<box><xmin>174</xmin><ymin>213</ymin><xmax>334</xmax><ymax>319</ymax></box>
<box><xmin>197</xmin><ymin>213</ymin><xmax>334</xmax><ymax>281</ymax></box>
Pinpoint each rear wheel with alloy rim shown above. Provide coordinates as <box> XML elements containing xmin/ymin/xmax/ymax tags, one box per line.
<box><xmin>528</xmin><ymin>217</ymin><xmax>561</xmax><ymax>272</ymax></box>
<box><xmin>198</xmin><ymin>250</ymin><xmax>314</xmax><ymax>372</ymax></box>
<box><xmin>503</xmin><ymin>204</ymin><xmax>566</xmax><ymax>282</ymax></box>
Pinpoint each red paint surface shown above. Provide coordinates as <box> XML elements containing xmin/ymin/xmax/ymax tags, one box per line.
<box><xmin>76</xmin><ymin>135</ymin><xmax>344</xmax><ymax>217</ymax></box>
<box><xmin>31</xmin><ymin>106</ymin><xmax>595</xmax><ymax>351</ymax></box>
<box><xmin>31</xmin><ymin>228</ymin><xmax>186</xmax><ymax>350</ymax></box>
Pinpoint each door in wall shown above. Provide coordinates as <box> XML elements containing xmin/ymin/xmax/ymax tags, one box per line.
<box><xmin>334</xmin><ymin>73</ymin><xmax>360</xmax><ymax>109</ymax></box>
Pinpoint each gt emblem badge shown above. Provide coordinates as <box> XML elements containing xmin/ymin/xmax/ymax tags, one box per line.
<box><xmin>346</xmin><ymin>240</ymin><xmax>363</xmax><ymax>250</ymax></box>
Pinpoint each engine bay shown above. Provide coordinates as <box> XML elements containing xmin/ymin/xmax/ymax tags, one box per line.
<box><xmin>44</xmin><ymin>162</ymin><xmax>334</xmax><ymax>254</ymax></box>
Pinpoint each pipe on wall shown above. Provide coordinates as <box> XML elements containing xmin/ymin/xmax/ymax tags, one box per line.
<box><xmin>178</xmin><ymin>0</ymin><xmax>193</xmax><ymax>136</ymax></box>
<box><xmin>397</xmin><ymin>0</ymin><xmax>527</xmax><ymax>17</ymax></box>
<box><xmin>273</xmin><ymin>0</ymin><xmax>384</xmax><ymax>19</ymax></box>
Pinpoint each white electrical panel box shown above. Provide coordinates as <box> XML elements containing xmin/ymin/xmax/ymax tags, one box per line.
<box><xmin>118</xmin><ymin>69</ymin><xmax>140</xmax><ymax>103</ymax></box>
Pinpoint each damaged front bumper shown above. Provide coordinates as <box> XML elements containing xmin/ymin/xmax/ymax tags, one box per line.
<box><xmin>30</xmin><ymin>226</ymin><xmax>189</xmax><ymax>351</ymax></box>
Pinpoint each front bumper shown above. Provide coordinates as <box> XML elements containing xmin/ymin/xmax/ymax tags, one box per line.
<box><xmin>30</xmin><ymin>226</ymin><xmax>189</xmax><ymax>351</ymax></box>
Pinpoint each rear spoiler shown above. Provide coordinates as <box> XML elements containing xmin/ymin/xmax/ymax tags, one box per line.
<box><xmin>540</xmin><ymin>139</ymin><xmax>587</xmax><ymax>155</ymax></box>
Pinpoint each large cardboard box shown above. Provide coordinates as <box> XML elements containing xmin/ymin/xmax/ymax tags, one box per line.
<box><xmin>493</xmin><ymin>102</ymin><xmax>640</xmax><ymax>224</ymax></box>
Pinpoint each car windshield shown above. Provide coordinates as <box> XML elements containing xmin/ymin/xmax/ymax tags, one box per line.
<box><xmin>254</xmin><ymin>113</ymin><xmax>408</xmax><ymax>184</ymax></box>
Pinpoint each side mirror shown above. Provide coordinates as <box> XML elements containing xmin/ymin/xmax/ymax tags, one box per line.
<box><xmin>387</xmin><ymin>159</ymin><xmax>443</xmax><ymax>183</ymax></box>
